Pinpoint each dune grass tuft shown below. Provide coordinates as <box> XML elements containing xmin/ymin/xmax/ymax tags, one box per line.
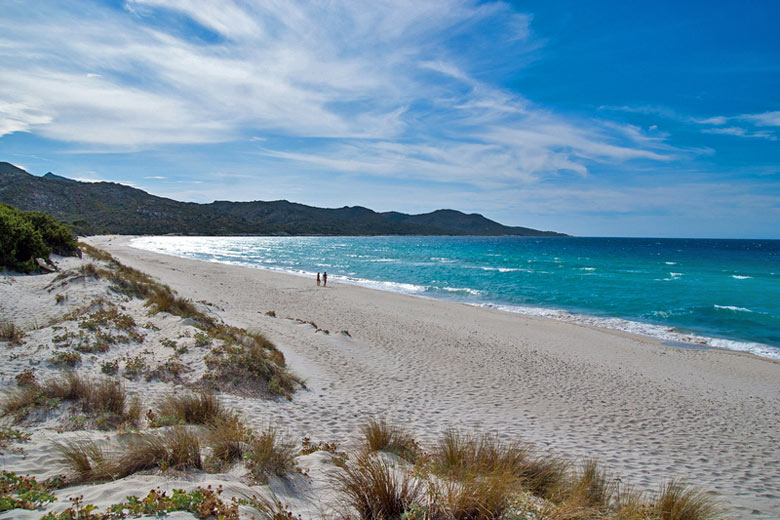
<box><xmin>116</xmin><ymin>426</ymin><xmax>203</xmax><ymax>477</ymax></box>
<box><xmin>429</xmin><ymin>471</ymin><xmax>518</xmax><ymax>520</ymax></box>
<box><xmin>0</xmin><ymin>320</ymin><xmax>25</xmax><ymax>344</ymax></box>
<box><xmin>653</xmin><ymin>480</ymin><xmax>722</xmax><ymax>520</ymax></box>
<box><xmin>54</xmin><ymin>439</ymin><xmax>115</xmax><ymax>483</ymax></box>
<box><xmin>360</xmin><ymin>418</ymin><xmax>420</xmax><ymax>462</ymax></box>
<box><xmin>246</xmin><ymin>426</ymin><xmax>298</xmax><ymax>484</ymax></box>
<box><xmin>152</xmin><ymin>390</ymin><xmax>229</xmax><ymax>427</ymax></box>
<box><xmin>145</xmin><ymin>286</ymin><xmax>201</xmax><ymax>318</ymax></box>
<box><xmin>563</xmin><ymin>459</ymin><xmax>615</xmax><ymax>510</ymax></box>
<box><xmin>334</xmin><ymin>454</ymin><xmax>424</xmax><ymax>520</ymax></box>
<box><xmin>433</xmin><ymin>429</ymin><xmax>528</xmax><ymax>480</ymax></box>
<box><xmin>206</xmin><ymin>415</ymin><xmax>251</xmax><ymax>467</ymax></box>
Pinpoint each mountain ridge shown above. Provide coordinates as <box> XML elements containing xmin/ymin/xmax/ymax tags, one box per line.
<box><xmin>0</xmin><ymin>162</ymin><xmax>566</xmax><ymax>237</ymax></box>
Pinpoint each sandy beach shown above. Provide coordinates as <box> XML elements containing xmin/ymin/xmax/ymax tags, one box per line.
<box><xmin>1</xmin><ymin>235</ymin><xmax>779</xmax><ymax>519</ymax></box>
<box><xmin>80</xmin><ymin>236</ymin><xmax>780</xmax><ymax>518</ymax></box>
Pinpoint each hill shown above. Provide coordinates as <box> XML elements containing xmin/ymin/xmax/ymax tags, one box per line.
<box><xmin>0</xmin><ymin>162</ymin><xmax>566</xmax><ymax>237</ymax></box>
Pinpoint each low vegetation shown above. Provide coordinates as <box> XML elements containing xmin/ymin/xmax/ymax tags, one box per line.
<box><xmin>203</xmin><ymin>334</ymin><xmax>300</xmax><ymax>398</ymax></box>
<box><xmin>337</xmin><ymin>422</ymin><xmax>725</xmax><ymax>520</ymax></box>
<box><xmin>0</xmin><ymin>471</ymin><xmax>58</xmax><ymax>512</ymax></box>
<box><xmin>246</xmin><ymin>426</ymin><xmax>299</xmax><ymax>484</ymax></box>
<box><xmin>0</xmin><ymin>320</ymin><xmax>25</xmax><ymax>344</ymax></box>
<box><xmin>361</xmin><ymin>418</ymin><xmax>421</xmax><ymax>462</ymax></box>
<box><xmin>1</xmin><ymin>372</ymin><xmax>140</xmax><ymax>429</ymax></box>
<box><xmin>334</xmin><ymin>454</ymin><xmax>424</xmax><ymax>520</ymax></box>
<box><xmin>40</xmin><ymin>486</ymin><xmax>239</xmax><ymax>520</ymax></box>
<box><xmin>0</xmin><ymin>202</ymin><xmax>79</xmax><ymax>272</ymax></box>
<box><xmin>151</xmin><ymin>390</ymin><xmax>231</xmax><ymax>427</ymax></box>
<box><xmin>76</xmin><ymin>243</ymin><xmax>300</xmax><ymax>398</ymax></box>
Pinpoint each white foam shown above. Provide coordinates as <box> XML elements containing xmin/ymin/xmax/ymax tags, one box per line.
<box><xmin>581</xmin><ymin>267</ymin><xmax>596</xmax><ymax>271</ymax></box>
<box><xmin>732</xmin><ymin>275</ymin><xmax>752</xmax><ymax>280</ymax></box>
<box><xmin>665</xmin><ymin>261</ymin><xmax>677</xmax><ymax>265</ymax></box>
<box><xmin>714</xmin><ymin>305</ymin><xmax>753</xmax><ymax>313</ymax></box>
<box><xmin>440</xmin><ymin>286</ymin><xmax>483</xmax><ymax>296</ymax></box>
<box><xmin>475</xmin><ymin>303</ymin><xmax>780</xmax><ymax>361</ymax></box>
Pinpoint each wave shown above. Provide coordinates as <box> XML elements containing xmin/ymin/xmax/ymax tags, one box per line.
<box><xmin>479</xmin><ymin>266</ymin><xmax>523</xmax><ymax>273</ymax></box>
<box><xmin>714</xmin><ymin>305</ymin><xmax>753</xmax><ymax>313</ymax></box>
<box><xmin>732</xmin><ymin>275</ymin><xmax>752</xmax><ymax>280</ymax></box>
<box><xmin>665</xmin><ymin>261</ymin><xmax>677</xmax><ymax>265</ymax></box>
<box><xmin>440</xmin><ymin>286</ymin><xmax>483</xmax><ymax>296</ymax></box>
<box><xmin>478</xmin><ymin>303</ymin><xmax>780</xmax><ymax>361</ymax></box>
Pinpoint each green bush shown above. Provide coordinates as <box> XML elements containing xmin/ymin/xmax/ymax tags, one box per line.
<box><xmin>0</xmin><ymin>203</ymin><xmax>78</xmax><ymax>273</ymax></box>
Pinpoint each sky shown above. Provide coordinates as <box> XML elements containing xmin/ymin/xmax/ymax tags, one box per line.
<box><xmin>0</xmin><ymin>0</ymin><xmax>778</xmax><ymax>238</ymax></box>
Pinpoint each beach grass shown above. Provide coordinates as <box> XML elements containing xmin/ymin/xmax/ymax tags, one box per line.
<box><xmin>152</xmin><ymin>390</ymin><xmax>230</xmax><ymax>427</ymax></box>
<box><xmin>1</xmin><ymin>372</ymin><xmax>140</xmax><ymax>428</ymax></box>
<box><xmin>246</xmin><ymin>426</ymin><xmax>298</xmax><ymax>484</ymax></box>
<box><xmin>54</xmin><ymin>439</ymin><xmax>115</xmax><ymax>483</ymax></box>
<box><xmin>116</xmin><ymin>426</ymin><xmax>203</xmax><ymax>477</ymax></box>
<box><xmin>360</xmin><ymin>418</ymin><xmax>420</xmax><ymax>462</ymax></box>
<box><xmin>0</xmin><ymin>320</ymin><xmax>25</xmax><ymax>344</ymax></box>
<box><xmin>334</xmin><ymin>453</ymin><xmax>424</xmax><ymax>520</ymax></box>
<box><xmin>653</xmin><ymin>479</ymin><xmax>722</xmax><ymax>520</ymax></box>
<box><xmin>206</xmin><ymin>414</ymin><xmax>250</xmax><ymax>467</ymax></box>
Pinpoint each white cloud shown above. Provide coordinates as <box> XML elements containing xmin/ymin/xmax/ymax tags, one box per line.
<box><xmin>738</xmin><ymin>110</ymin><xmax>780</xmax><ymax>127</ymax></box>
<box><xmin>0</xmin><ymin>0</ymin><xmax>677</xmax><ymax>186</ymax></box>
<box><xmin>702</xmin><ymin>127</ymin><xmax>776</xmax><ymax>140</ymax></box>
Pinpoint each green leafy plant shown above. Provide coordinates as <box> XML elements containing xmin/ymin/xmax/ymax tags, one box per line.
<box><xmin>0</xmin><ymin>471</ymin><xmax>57</xmax><ymax>512</ymax></box>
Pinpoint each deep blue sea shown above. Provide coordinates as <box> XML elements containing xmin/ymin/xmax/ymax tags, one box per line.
<box><xmin>131</xmin><ymin>236</ymin><xmax>780</xmax><ymax>360</ymax></box>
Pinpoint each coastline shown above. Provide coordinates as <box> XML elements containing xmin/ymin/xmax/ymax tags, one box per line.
<box><xmin>84</xmin><ymin>235</ymin><xmax>780</xmax><ymax>518</ymax></box>
<box><xmin>127</xmin><ymin>235</ymin><xmax>780</xmax><ymax>362</ymax></box>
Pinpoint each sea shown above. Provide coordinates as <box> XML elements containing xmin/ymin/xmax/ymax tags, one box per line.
<box><xmin>130</xmin><ymin>236</ymin><xmax>780</xmax><ymax>360</ymax></box>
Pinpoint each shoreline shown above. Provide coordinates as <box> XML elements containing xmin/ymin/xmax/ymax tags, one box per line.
<box><xmin>83</xmin><ymin>235</ymin><xmax>780</xmax><ymax>518</ymax></box>
<box><xmin>127</xmin><ymin>235</ymin><xmax>780</xmax><ymax>362</ymax></box>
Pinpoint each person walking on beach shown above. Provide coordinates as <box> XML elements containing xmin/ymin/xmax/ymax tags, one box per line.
<box><xmin>323</xmin><ymin>271</ymin><xmax>327</xmax><ymax>287</ymax></box>
<box><xmin>317</xmin><ymin>272</ymin><xmax>321</xmax><ymax>286</ymax></box>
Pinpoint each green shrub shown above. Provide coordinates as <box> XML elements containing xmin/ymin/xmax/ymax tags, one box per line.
<box><xmin>0</xmin><ymin>203</ymin><xmax>78</xmax><ymax>273</ymax></box>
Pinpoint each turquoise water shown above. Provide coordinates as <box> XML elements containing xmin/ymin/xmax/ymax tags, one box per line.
<box><xmin>131</xmin><ymin>236</ymin><xmax>780</xmax><ymax>359</ymax></box>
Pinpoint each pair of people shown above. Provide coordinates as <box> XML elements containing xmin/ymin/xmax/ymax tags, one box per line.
<box><xmin>316</xmin><ymin>271</ymin><xmax>328</xmax><ymax>287</ymax></box>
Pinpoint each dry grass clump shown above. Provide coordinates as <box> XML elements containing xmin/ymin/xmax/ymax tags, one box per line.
<box><xmin>206</xmin><ymin>415</ymin><xmax>251</xmax><ymax>467</ymax></box>
<box><xmin>1</xmin><ymin>372</ymin><xmax>140</xmax><ymax>428</ymax></box>
<box><xmin>428</xmin><ymin>472</ymin><xmax>518</xmax><ymax>520</ymax></box>
<box><xmin>518</xmin><ymin>454</ymin><xmax>570</xmax><ymax>500</ymax></box>
<box><xmin>334</xmin><ymin>454</ymin><xmax>424</xmax><ymax>520</ymax></box>
<box><xmin>0</xmin><ymin>320</ymin><xmax>25</xmax><ymax>344</ymax></box>
<box><xmin>54</xmin><ymin>439</ymin><xmax>115</xmax><ymax>483</ymax></box>
<box><xmin>564</xmin><ymin>459</ymin><xmax>615</xmax><ymax>509</ymax></box>
<box><xmin>146</xmin><ymin>286</ymin><xmax>202</xmax><ymax>319</ymax></box>
<box><xmin>652</xmin><ymin>480</ymin><xmax>722</xmax><ymax>520</ymax></box>
<box><xmin>78</xmin><ymin>242</ymin><xmax>115</xmax><ymax>263</ymax></box>
<box><xmin>152</xmin><ymin>390</ymin><xmax>230</xmax><ymax>427</ymax></box>
<box><xmin>246</xmin><ymin>426</ymin><xmax>298</xmax><ymax>484</ymax></box>
<box><xmin>433</xmin><ymin>429</ymin><xmax>529</xmax><ymax>480</ymax></box>
<box><xmin>56</xmin><ymin>427</ymin><xmax>203</xmax><ymax>483</ymax></box>
<box><xmin>116</xmin><ymin>427</ymin><xmax>203</xmax><ymax>477</ymax></box>
<box><xmin>361</xmin><ymin>418</ymin><xmax>420</xmax><ymax>462</ymax></box>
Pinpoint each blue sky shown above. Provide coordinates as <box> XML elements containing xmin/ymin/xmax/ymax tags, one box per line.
<box><xmin>1</xmin><ymin>0</ymin><xmax>778</xmax><ymax>238</ymax></box>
